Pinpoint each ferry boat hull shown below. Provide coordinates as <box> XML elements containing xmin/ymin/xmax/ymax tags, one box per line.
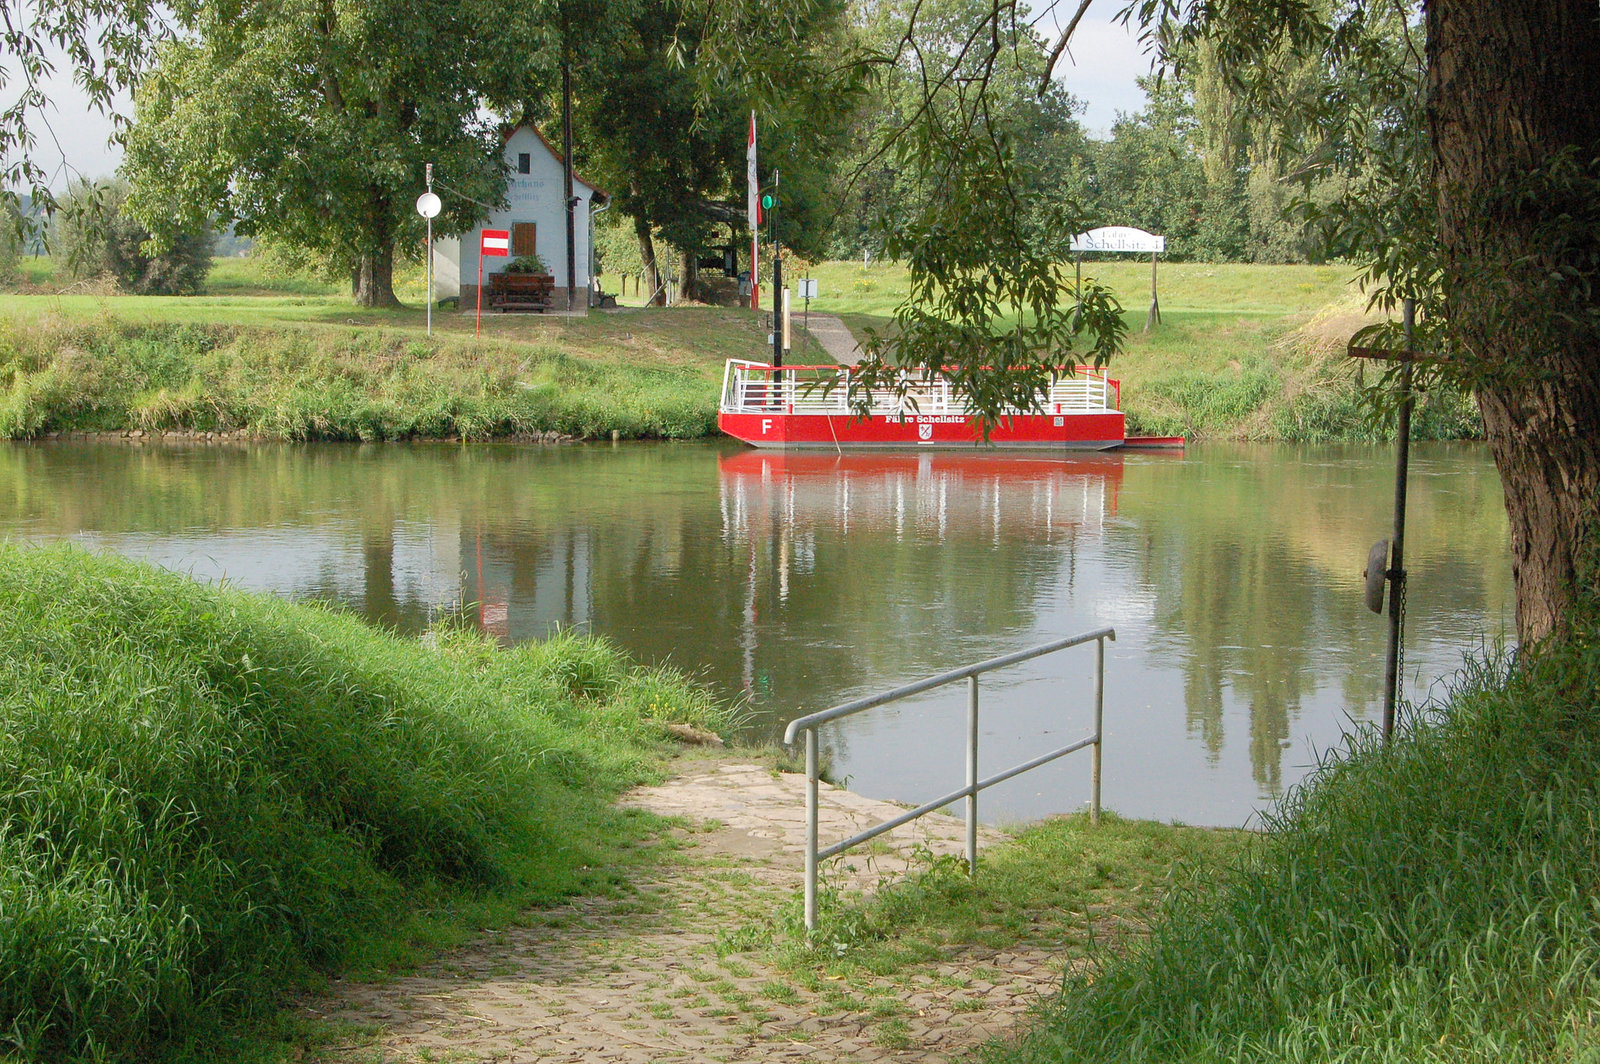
<box><xmin>717</xmin><ymin>410</ymin><xmax>1125</xmax><ymax>450</ymax></box>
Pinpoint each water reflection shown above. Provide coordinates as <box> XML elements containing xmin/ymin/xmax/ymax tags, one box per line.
<box><xmin>0</xmin><ymin>439</ymin><xmax>1512</xmax><ymax>824</ymax></box>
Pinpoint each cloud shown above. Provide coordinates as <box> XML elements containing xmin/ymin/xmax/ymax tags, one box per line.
<box><xmin>1038</xmin><ymin>8</ymin><xmax>1156</xmax><ymax>136</ymax></box>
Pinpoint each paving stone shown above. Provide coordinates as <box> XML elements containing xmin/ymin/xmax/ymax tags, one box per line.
<box><xmin>303</xmin><ymin>758</ymin><xmax>1058</xmax><ymax>1064</ymax></box>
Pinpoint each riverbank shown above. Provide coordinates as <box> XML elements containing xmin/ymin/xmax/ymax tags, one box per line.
<box><xmin>0</xmin><ymin>259</ymin><xmax>1480</xmax><ymax>443</ymax></box>
<box><xmin>806</xmin><ymin>260</ymin><xmax>1480</xmax><ymax>442</ymax></box>
<box><xmin>991</xmin><ymin>619</ymin><xmax>1600</xmax><ymax>1063</ymax></box>
<box><xmin>0</xmin><ymin>313</ymin><xmax>741</xmax><ymax>441</ymax></box>
<box><xmin>0</xmin><ymin>543</ymin><xmax>731</xmax><ymax>1061</ymax></box>
<box><xmin>0</xmin><ymin>541</ymin><xmax>1249</xmax><ymax>1063</ymax></box>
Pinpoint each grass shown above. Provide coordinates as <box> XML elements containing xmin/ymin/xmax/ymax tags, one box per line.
<box><xmin>991</xmin><ymin>619</ymin><xmax>1600</xmax><ymax>1063</ymax></box>
<box><xmin>0</xmin><ymin>542</ymin><xmax>733</xmax><ymax>1062</ymax></box>
<box><xmin>0</xmin><ymin>254</ymin><xmax>1479</xmax><ymax>441</ymax></box>
<box><xmin>804</xmin><ymin>259</ymin><xmax>1481</xmax><ymax>442</ymax></box>
<box><xmin>0</xmin><ymin>314</ymin><xmax>739</xmax><ymax>441</ymax></box>
<box><xmin>773</xmin><ymin>818</ymin><xmax>1246</xmax><ymax>981</ymax></box>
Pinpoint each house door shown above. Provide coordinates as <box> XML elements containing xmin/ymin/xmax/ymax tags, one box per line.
<box><xmin>512</xmin><ymin>223</ymin><xmax>538</xmax><ymax>261</ymax></box>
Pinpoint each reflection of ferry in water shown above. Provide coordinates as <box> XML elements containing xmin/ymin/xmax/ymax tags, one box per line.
<box><xmin>717</xmin><ymin>450</ymin><xmax>1127</xmax><ymax>538</ymax></box>
<box><xmin>718</xmin><ymin>359</ymin><xmax>1183</xmax><ymax>451</ymax></box>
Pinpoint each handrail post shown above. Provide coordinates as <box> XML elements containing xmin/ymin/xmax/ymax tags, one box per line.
<box><xmin>805</xmin><ymin>727</ymin><xmax>819</xmax><ymax>932</ymax></box>
<box><xmin>966</xmin><ymin>674</ymin><xmax>979</xmax><ymax>878</ymax></box>
<box><xmin>1091</xmin><ymin>635</ymin><xmax>1104</xmax><ymax>825</ymax></box>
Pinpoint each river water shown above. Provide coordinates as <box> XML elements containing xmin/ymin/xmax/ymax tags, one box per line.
<box><xmin>5</xmin><ymin>439</ymin><xmax>1513</xmax><ymax>827</ymax></box>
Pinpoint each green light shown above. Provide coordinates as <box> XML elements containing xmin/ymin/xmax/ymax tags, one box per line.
<box><xmin>760</xmin><ymin>193</ymin><xmax>775</xmax><ymax>211</ymax></box>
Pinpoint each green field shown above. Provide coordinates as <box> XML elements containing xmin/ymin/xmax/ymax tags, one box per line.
<box><xmin>0</xmin><ymin>255</ymin><xmax>1476</xmax><ymax>441</ymax></box>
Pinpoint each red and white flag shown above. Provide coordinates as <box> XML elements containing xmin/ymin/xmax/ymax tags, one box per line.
<box><xmin>480</xmin><ymin>229</ymin><xmax>510</xmax><ymax>257</ymax></box>
<box><xmin>747</xmin><ymin>112</ymin><xmax>760</xmax><ymax>309</ymax></box>
<box><xmin>747</xmin><ymin>112</ymin><xmax>760</xmax><ymax>231</ymax></box>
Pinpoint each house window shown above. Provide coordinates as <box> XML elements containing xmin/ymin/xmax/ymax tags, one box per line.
<box><xmin>517</xmin><ymin>153</ymin><xmax>531</xmax><ymax>174</ymax></box>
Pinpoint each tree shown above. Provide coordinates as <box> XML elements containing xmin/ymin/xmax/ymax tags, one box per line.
<box><xmin>571</xmin><ymin>0</ymin><xmax>855</xmax><ymax>302</ymax></box>
<box><xmin>54</xmin><ymin>177</ymin><xmax>213</xmax><ymax>294</ymax></box>
<box><xmin>1060</xmin><ymin>0</ymin><xmax>1600</xmax><ymax>644</ymax></box>
<box><xmin>0</xmin><ymin>0</ymin><xmax>159</xmax><ymax>228</ymax></box>
<box><xmin>829</xmin><ymin>0</ymin><xmax>1097</xmax><ymax>259</ymax></box>
<box><xmin>120</xmin><ymin>0</ymin><xmax>548</xmax><ymax>307</ymax></box>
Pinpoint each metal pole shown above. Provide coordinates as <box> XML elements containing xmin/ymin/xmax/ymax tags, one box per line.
<box><xmin>1382</xmin><ymin>299</ymin><xmax>1416</xmax><ymax>742</ymax></box>
<box><xmin>966</xmin><ymin>675</ymin><xmax>979</xmax><ymax>878</ymax></box>
<box><xmin>771</xmin><ymin>170</ymin><xmax>783</xmax><ymax>369</ymax></box>
<box><xmin>1074</xmin><ymin>254</ymin><xmax>1082</xmax><ymax>329</ymax></box>
<box><xmin>805</xmin><ymin>727</ymin><xmax>819</xmax><ymax>931</ymax></box>
<box><xmin>1091</xmin><ymin>636</ymin><xmax>1104</xmax><ymax>824</ymax></box>
<box><xmin>562</xmin><ymin>57</ymin><xmax>576</xmax><ymax>314</ymax></box>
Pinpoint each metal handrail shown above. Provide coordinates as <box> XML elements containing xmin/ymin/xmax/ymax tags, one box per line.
<box><xmin>720</xmin><ymin>361</ymin><xmax>1121</xmax><ymax>419</ymax></box>
<box><xmin>783</xmin><ymin>626</ymin><xmax>1115</xmax><ymax>930</ymax></box>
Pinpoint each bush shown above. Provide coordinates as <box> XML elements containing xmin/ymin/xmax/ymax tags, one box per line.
<box><xmin>51</xmin><ymin>177</ymin><xmax>211</xmax><ymax>295</ymax></box>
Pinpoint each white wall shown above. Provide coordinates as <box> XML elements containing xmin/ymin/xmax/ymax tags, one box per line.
<box><xmin>453</xmin><ymin>126</ymin><xmax>601</xmax><ymax>303</ymax></box>
<box><xmin>430</xmin><ymin>237</ymin><xmax>461</xmax><ymax>299</ymax></box>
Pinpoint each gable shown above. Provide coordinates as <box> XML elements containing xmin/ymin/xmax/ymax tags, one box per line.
<box><xmin>502</xmin><ymin>125</ymin><xmax>603</xmax><ymax>197</ymax></box>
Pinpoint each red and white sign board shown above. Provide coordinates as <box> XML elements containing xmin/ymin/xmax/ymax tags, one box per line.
<box><xmin>480</xmin><ymin>229</ymin><xmax>511</xmax><ymax>256</ymax></box>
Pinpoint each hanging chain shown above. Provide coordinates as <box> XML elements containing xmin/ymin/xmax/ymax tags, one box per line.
<box><xmin>1395</xmin><ymin>571</ymin><xmax>1409</xmax><ymax>719</ymax></box>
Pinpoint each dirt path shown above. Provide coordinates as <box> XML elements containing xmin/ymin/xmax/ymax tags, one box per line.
<box><xmin>302</xmin><ymin>759</ymin><xmax>1071</xmax><ymax>1062</ymax></box>
<box><xmin>799</xmin><ymin>315</ymin><xmax>864</xmax><ymax>366</ymax></box>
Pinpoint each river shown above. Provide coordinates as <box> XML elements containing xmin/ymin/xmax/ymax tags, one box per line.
<box><xmin>4</xmin><ymin>438</ymin><xmax>1512</xmax><ymax>827</ymax></box>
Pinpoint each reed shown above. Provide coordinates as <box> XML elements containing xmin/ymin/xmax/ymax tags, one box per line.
<box><xmin>0</xmin><ymin>543</ymin><xmax>729</xmax><ymax>1061</ymax></box>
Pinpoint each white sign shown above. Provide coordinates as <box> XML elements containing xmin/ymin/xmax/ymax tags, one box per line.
<box><xmin>415</xmin><ymin>192</ymin><xmax>442</xmax><ymax>219</ymax></box>
<box><xmin>1070</xmin><ymin>226</ymin><xmax>1166</xmax><ymax>254</ymax></box>
<box><xmin>798</xmin><ymin>278</ymin><xmax>818</xmax><ymax>299</ymax></box>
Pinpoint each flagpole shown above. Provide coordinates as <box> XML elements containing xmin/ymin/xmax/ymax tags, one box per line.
<box><xmin>748</xmin><ymin>110</ymin><xmax>760</xmax><ymax>311</ymax></box>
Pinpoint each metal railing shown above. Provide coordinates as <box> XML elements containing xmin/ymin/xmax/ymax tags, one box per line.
<box><xmin>720</xmin><ymin>359</ymin><xmax>1120</xmax><ymax>419</ymax></box>
<box><xmin>782</xmin><ymin>626</ymin><xmax>1115</xmax><ymax>930</ymax></box>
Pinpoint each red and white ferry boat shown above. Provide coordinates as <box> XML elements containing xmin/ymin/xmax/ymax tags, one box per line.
<box><xmin>719</xmin><ymin>359</ymin><xmax>1176</xmax><ymax>451</ymax></box>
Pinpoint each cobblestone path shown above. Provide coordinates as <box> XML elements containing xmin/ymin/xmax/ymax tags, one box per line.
<box><xmin>303</xmin><ymin>760</ymin><xmax>1070</xmax><ymax>1063</ymax></box>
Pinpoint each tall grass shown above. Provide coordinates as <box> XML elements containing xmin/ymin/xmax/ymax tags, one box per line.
<box><xmin>996</xmin><ymin>625</ymin><xmax>1600</xmax><ymax>1063</ymax></box>
<box><xmin>0</xmin><ymin>317</ymin><xmax>716</xmax><ymax>441</ymax></box>
<box><xmin>0</xmin><ymin>543</ymin><xmax>729</xmax><ymax>1061</ymax></box>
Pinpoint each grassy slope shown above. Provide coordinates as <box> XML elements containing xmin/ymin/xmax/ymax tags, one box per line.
<box><xmin>0</xmin><ymin>258</ymin><xmax>835</xmax><ymax>442</ymax></box>
<box><xmin>992</xmin><ymin>625</ymin><xmax>1600</xmax><ymax>1063</ymax></box>
<box><xmin>0</xmin><ymin>543</ymin><xmax>730</xmax><ymax>1062</ymax></box>
<box><xmin>804</xmin><ymin>259</ymin><xmax>1480</xmax><ymax>441</ymax></box>
<box><xmin>1</xmin><ymin>256</ymin><xmax>1475</xmax><ymax>441</ymax></box>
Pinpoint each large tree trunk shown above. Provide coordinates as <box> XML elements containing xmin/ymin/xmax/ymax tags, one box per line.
<box><xmin>352</xmin><ymin>186</ymin><xmax>401</xmax><ymax>307</ymax></box>
<box><xmin>680</xmin><ymin>248</ymin><xmax>701</xmax><ymax>302</ymax></box>
<box><xmin>634</xmin><ymin>211</ymin><xmax>664</xmax><ymax>306</ymax></box>
<box><xmin>1428</xmin><ymin>0</ymin><xmax>1600</xmax><ymax>644</ymax></box>
<box><xmin>352</xmin><ymin>245</ymin><xmax>400</xmax><ymax>307</ymax></box>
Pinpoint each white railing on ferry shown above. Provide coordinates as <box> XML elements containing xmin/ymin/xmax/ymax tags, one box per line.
<box><xmin>720</xmin><ymin>360</ymin><xmax>1119</xmax><ymax>417</ymax></box>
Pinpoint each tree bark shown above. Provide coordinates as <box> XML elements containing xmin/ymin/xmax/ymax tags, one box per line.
<box><xmin>1428</xmin><ymin>0</ymin><xmax>1600</xmax><ymax>644</ymax></box>
<box><xmin>634</xmin><ymin>211</ymin><xmax>664</xmax><ymax>306</ymax></box>
<box><xmin>352</xmin><ymin>245</ymin><xmax>400</xmax><ymax>307</ymax></box>
<box><xmin>680</xmin><ymin>248</ymin><xmax>701</xmax><ymax>302</ymax></box>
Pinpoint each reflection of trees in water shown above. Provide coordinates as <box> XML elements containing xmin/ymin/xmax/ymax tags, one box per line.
<box><xmin>0</xmin><ymin>443</ymin><xmax>1122</xmax><ymax>744</ymax></box>
<box><xmin>1132</xmin><ymin>444</ymin><xmax>1510</xmax><ymax>795</ymax></box>
<box><xmin>0</xmin><ymin>440</ymin><xmax>1511</xmax><ymax>775</ymax></box>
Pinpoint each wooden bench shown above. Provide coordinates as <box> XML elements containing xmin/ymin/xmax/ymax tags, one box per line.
<box><xmin>489</xmin><ymin>272</ymin><xmax>555</xmax><ymax>312</ymax></box>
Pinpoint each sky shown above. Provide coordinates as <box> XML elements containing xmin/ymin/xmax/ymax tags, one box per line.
<box><xmin>16</xmin><ymin>4</ymin><xmax>1153</xmax><ymax>190</ymax></box>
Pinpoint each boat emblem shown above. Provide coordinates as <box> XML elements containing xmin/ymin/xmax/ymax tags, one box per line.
<box><xmin>918</xmin><ymin>423</ymin><xmax>933</xmax><ymax>441</ymax></box>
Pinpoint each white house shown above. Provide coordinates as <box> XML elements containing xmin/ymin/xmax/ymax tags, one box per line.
<box><xmin>432</xmin><ymin>124</ymin><xmax>608</xmax><ymax>312</ymax></box>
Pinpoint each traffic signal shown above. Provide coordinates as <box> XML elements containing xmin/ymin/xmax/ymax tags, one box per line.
<box><xmin>760</xmin><ymin>193</ymin><xmax>775</xmax><ymax>212</ymax></box>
